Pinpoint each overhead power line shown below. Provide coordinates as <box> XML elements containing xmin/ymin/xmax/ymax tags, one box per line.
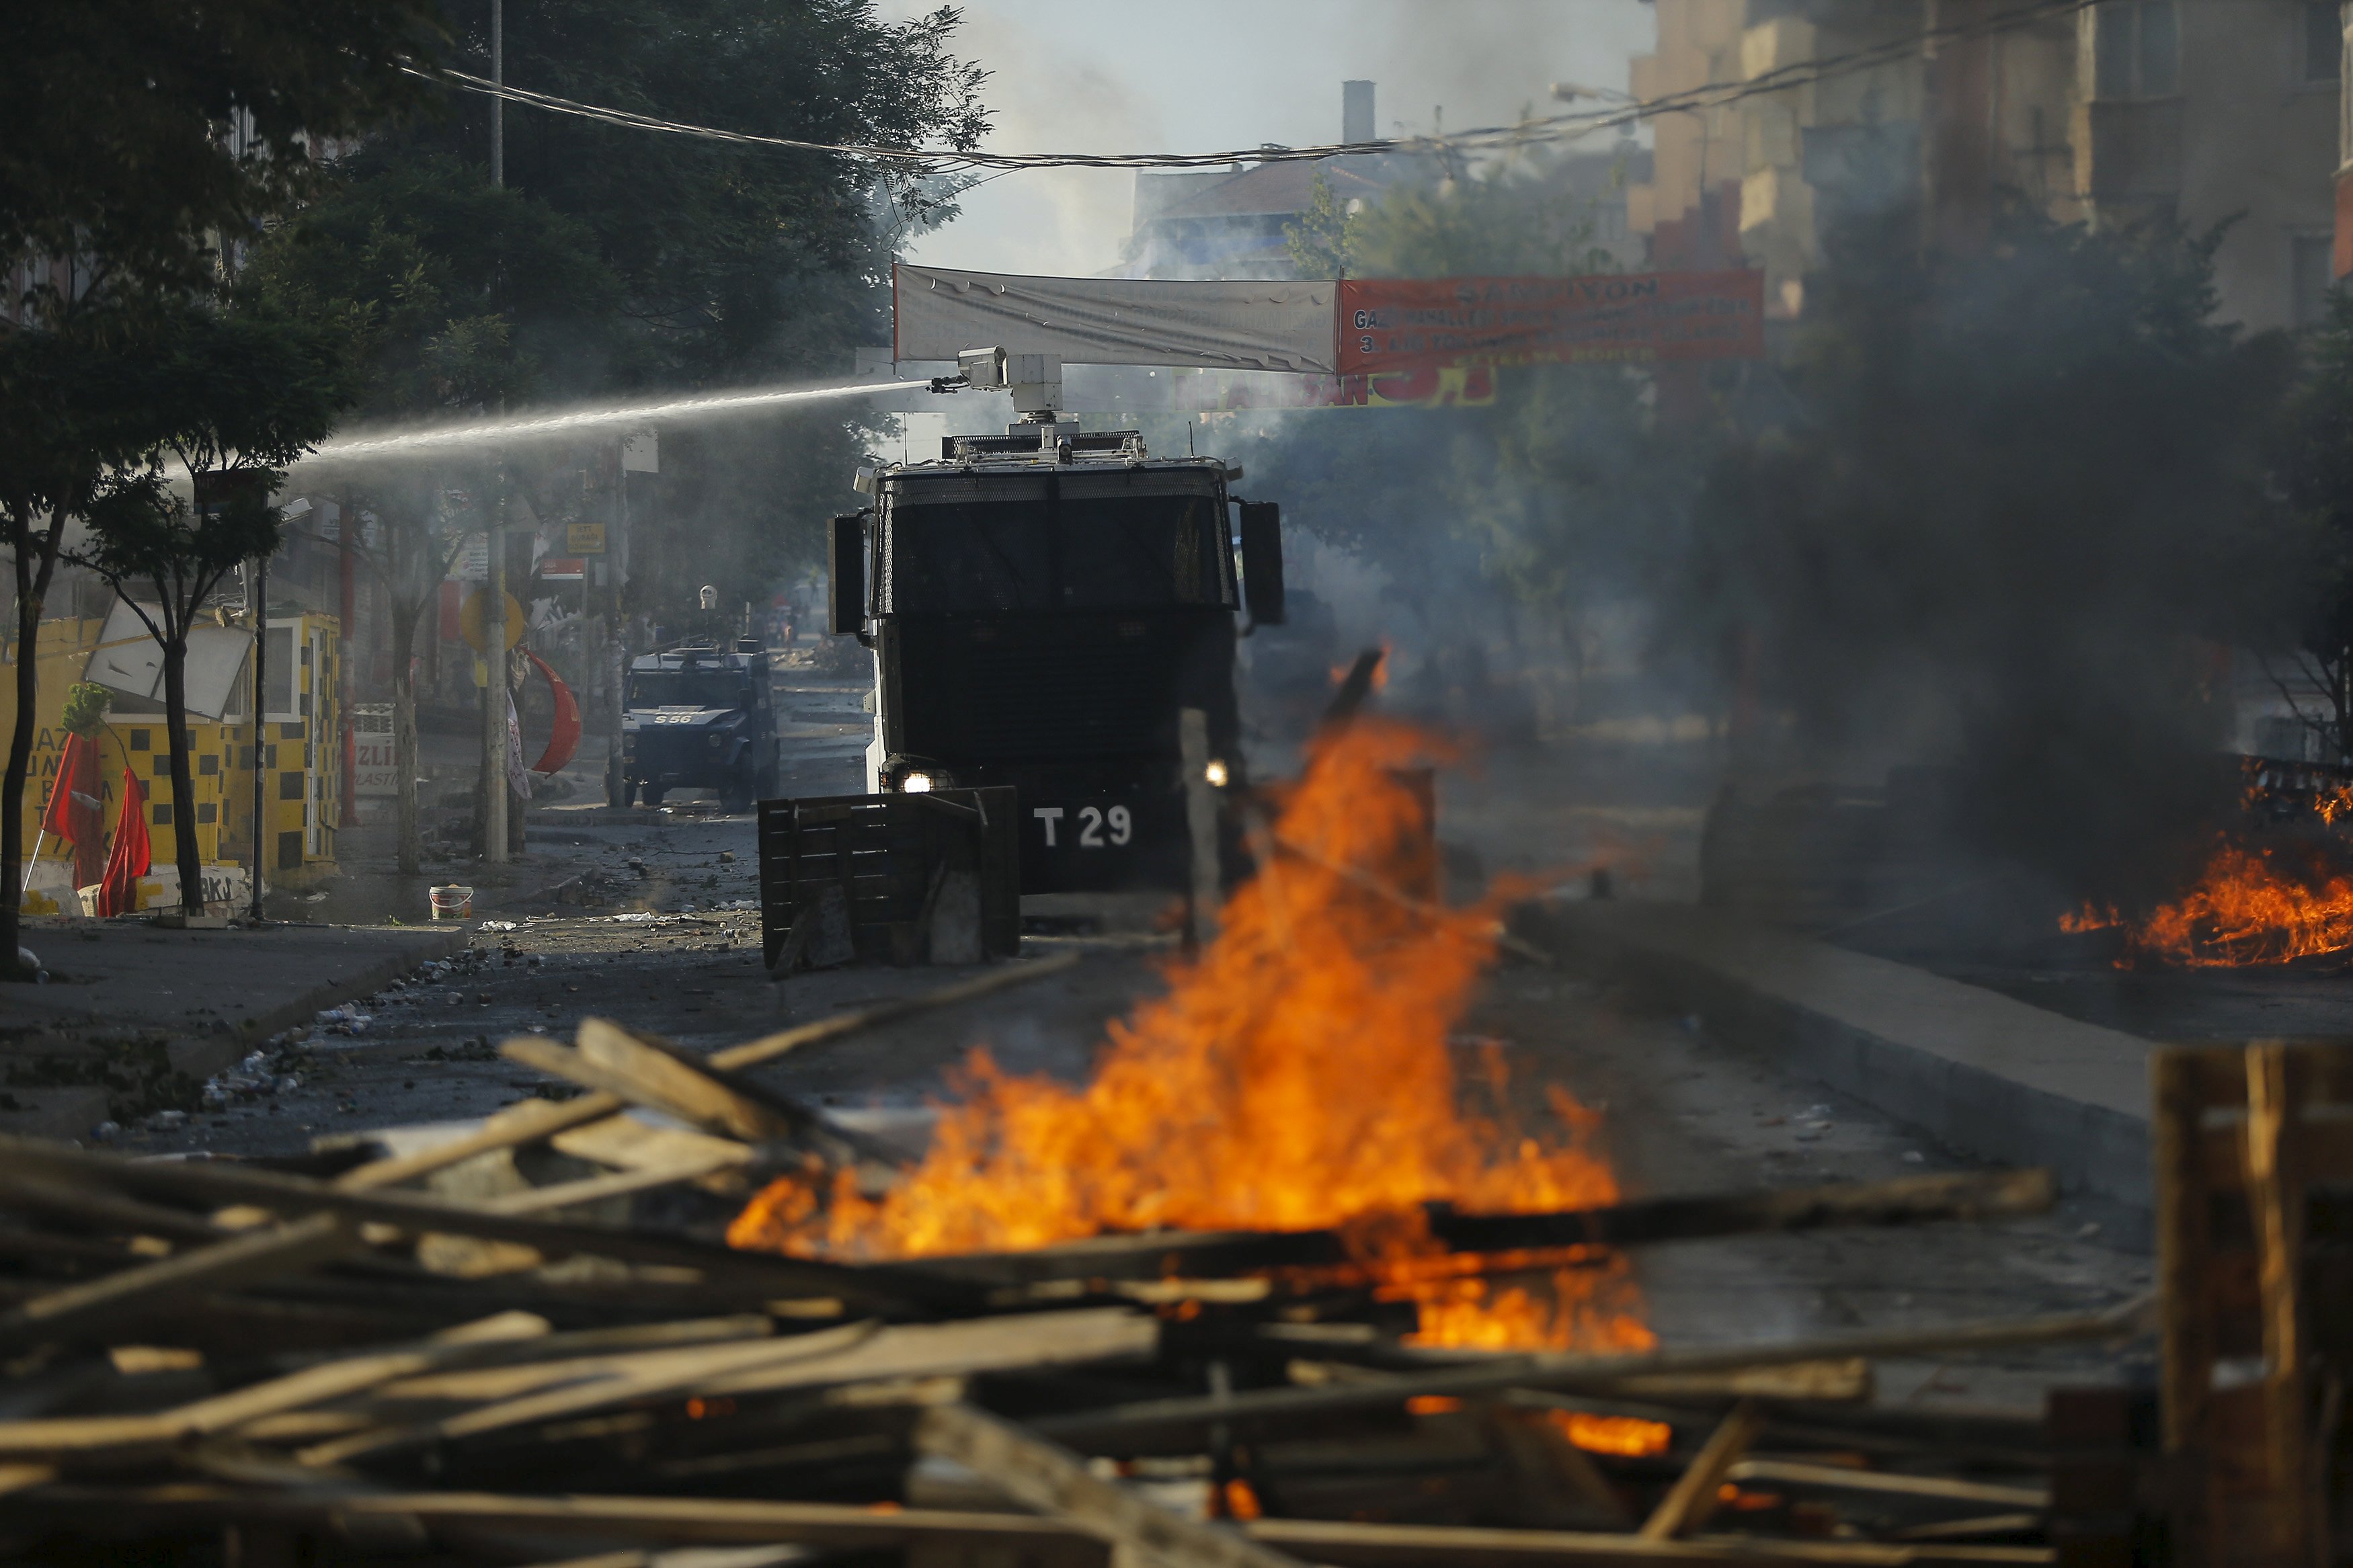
<box><xmin>409</xmin><ymin>0</ymin><xmax>2094</xmax><ymax>177</ymax></box>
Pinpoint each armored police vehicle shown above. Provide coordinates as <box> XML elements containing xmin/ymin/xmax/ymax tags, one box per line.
<box><xmin>827</xmin><ymin>390</ymin><xmax>1285</xmax><ymax>894</ymax></box>
<box><xmin>616</xmin><ymin>640</ymin><xmax>778</xmax><ymax>812</ymax></box>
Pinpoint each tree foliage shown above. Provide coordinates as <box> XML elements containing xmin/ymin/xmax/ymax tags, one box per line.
<box><xmin>70</xmin><ymin>304</ymin><xmax>353</xmax><ymax>912</ymax></box>
<box><xmin>0</xmin><ymin>0</ymin><xmax>443</xmax><ymax>308</ymax></box>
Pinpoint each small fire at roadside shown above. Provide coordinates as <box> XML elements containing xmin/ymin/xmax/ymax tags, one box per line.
<box><xmin>2066</xmin><ymin>841</ymin><xmax>2353</xmax><ymax>966</ymax></box>
<box><xmin>729</xmin><ymin>720</ymin><xmax>1652</xmax><ymax>1352</ymax></box>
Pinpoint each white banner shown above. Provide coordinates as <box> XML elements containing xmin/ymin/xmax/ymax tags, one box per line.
<box><xmin>893</xmin><ymin>265</ymin><xmax>1338</xmax><ymax>374</ymax></box>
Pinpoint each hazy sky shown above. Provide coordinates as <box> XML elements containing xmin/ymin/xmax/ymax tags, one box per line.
<box><xmin>874</xmin><ymin>0</ymin><xmax>1658</xmax><ymax>278</ymax></box>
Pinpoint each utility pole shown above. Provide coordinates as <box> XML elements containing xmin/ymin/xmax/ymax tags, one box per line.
<box><xmin>481</xmin><ymin>0</ymin><xmax>510</xmax><ymax>862</ymax></box>
<box><xmin>489</xmin><ymin>0</ymin><xmax>503</xmax><ymax>189</ymax></box>
<box><xmin>483</xmin><ymin>472</ymin><xmax>509</xmax><ymax>864</ymax></box>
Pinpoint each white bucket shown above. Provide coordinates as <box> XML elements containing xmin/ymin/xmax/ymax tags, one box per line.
<box><xmin>430</xmin><ymin>884</ymin><xmax>475</xmax><ymax>920</ymax></box>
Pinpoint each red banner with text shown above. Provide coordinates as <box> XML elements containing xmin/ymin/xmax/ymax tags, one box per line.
<box><xmin>1337</xmin><ymin>271</ymin><xmax>1765</xmax><ymax>373</ymax></box>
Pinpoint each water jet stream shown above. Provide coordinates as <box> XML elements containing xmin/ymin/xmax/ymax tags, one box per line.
<box><xmin>298</xmin><ymin>377</ymin><xmax>921</xmax><ymax>466</ymax></box>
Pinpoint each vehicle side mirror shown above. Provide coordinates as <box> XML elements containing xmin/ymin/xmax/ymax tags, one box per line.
<box><xmin>828</xmin><ymin>513</ymin><xmax>867</xmax><ymax>635</ymax></box>
<box><xmin>1238</xmin><ymin>501</ymin><xmax>1285</xmax><ymax>626</ymax></box>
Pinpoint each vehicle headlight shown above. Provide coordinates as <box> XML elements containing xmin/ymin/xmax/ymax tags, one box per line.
<box><xmin>900</xmin><ymin>770</ymin><xmax>934</xmax><ymax>794</ymax></box>
<box><xmin>707</xmin><ymin>733</ymin><xmax>724</xmax><ymax>750</ymax></box>
<box><xmin>1204</xmin><ymin>759</ymin><xmax>1230</xmax><ymax>788</ymax></box>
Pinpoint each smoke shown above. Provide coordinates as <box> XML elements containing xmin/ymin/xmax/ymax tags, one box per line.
<box><xmin>875</xmin><ymin>0</ymin><xmax>1655</xmax><ymax>276</ymax></box>
<box><xmin>1672</xmin><ymin>207</ymin><xmax>2307</xmax><ymax>905</ymax></box>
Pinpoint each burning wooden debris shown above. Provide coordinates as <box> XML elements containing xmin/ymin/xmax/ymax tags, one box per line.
<box><xmin>0</xmin><ymin>952</ymin><xmax>2186</xmax><ymax>1566</ymax></box>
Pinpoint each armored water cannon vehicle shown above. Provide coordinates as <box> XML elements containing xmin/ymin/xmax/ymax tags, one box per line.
<box><xmin>617</xmin><ymin>638</ymin><xmax>777</xmax><ymax>812</ymax></box>
<box><xmin>826</xmin><ymin>359</ymin><xmax>1287</xmax><ymax>893</ymax></box>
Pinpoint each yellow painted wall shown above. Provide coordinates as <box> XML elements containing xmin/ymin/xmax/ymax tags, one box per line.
<box><xmin>2</xmin><ymin>612</ymin><xmax>342</xmax><ymax>903</ymax></box>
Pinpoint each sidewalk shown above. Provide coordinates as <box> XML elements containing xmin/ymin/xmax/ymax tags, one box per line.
<box><xmin>1525</xmin><ymin>899</ymin><xmax>2155</xmax><ymax>1210</ymax></box>
<box><xmin>0</xmin><ymin>919</ymin><xmax>467</xmax><ymax>1139</ymax></box>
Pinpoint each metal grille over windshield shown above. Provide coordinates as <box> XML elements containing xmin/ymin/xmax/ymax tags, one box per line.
<box><xmin>882</xmin><ymin>494</ymin><xmax>1232</xmax><ymax>614</ymax></box>
<box><xmin>629</xmin><ymin>671</ymin><xmax>752</xmax><ymax>708</ymax></box>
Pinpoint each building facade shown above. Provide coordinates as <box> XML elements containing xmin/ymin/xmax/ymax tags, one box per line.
<box><xmin>1635</xmin><ymin>0</ymin><xmax>2339</xmax><ymax>332</ymax></box>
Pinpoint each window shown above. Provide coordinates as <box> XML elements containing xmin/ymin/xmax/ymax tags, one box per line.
<box><xmin>2293</xmin><ymin>233</ymin><xmax>2338</xmax><ymax>327</ymax></box>
<box><xmin>128</xmin><ymin>729</ymin><xmax>149</xmax><ymax>751</ymax></box>
<box><xmin>2307</xmin><ymin>1</ymin><xmax>2342</xmax><ymax>83</ymax></box>
<box><xmin>2093</xmin><ymin>0</ymin><xmax>2179</xmax><ymax>99</ymax></box>
<box><xmin>627</xmin><ymin>670</ymin><xmax>753</xmax><ymax>709</ymax></box>
<box><xmin>280</xmin><ymin>771</ymin><xmax>305</xmax><ymax>800</ymax></box>
<box><xmin>263</xmin><ymin>626</ymin><xmax>295</xmax><ymax>717</ymax></box>
<box><xmin>883</xmin><ymin>495</ymin><xmax>1235</xmax><ymax>614</ymax></box>
<box><xmin>152</xmin><ymin>804</ymin><xmax>172</xmax><ymax>826</ymax></box>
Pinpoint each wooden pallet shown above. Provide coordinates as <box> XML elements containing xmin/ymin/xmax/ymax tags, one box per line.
<box><xmin>758</xmin><ymin>787</ymin><xmax>1019</xmax><ymax>971</ymax></box>
<box><xmin>2152</xmin><ymin>1040</ymin><xmax>2352</xmax><ymax>1566</ymax></box>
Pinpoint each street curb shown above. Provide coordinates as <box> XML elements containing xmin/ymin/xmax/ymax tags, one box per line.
<box><xmin>167</xmin><ymin>926</ymin><xmax>473</xmax><ymax>1082</ymax></box>
<box><xmin>1521</xmin><ymin>900</ymin><xmax>2155</xmax><ymax>1211</ymax></box>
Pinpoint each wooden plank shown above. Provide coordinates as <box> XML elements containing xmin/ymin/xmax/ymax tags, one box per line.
<box><xmin>0</xmin><ymin>1134</ymin><xmax>969</xmax><ymax>1312</ymax></box>
<box><xmin>2200</xmin><ymin>1118</ymin><xmax>2353</xmax><ymax>1191</ymax></box>
<box><xmin>486</xmin><ymin>1153</ymin><xmax>748</xmax><ymax>1215</ymax></box>
<box><xmin>703</xmin><ymin>1306</ymin><xmax>1160</xmax><ymax>1399</ymax></box>
<box><xmin>0</xmin><ymin>1310</ymin><xmax>547</xmax><ymax>1458</ymax></box>
<box><xmin>1618</xmin><ymin>1358</ymin><xmax>1871</xmax><ymax>1402</ymax></box>
<box><xmin>338</xmin><ymin>958</ymin><xmax>1080</xmax><ymax>1191</ymax></box>
<box><xmin>0</xmin><ymin>1170</ymin><xmax>226</xmax><ymax>1243</ymax></box>
<box><xmin>1640</xmin><ymin>1399</ymin><xmax>1762</xmax><ymax>1539</ymax></box>
<box><xmin>0</xmin><ymin>1213</ymin><xmax>357</xmax><ymax>1344</ymax></box>
<box><xmin>502</xmin><ymin>1035</ymin><xmax>764</xmax><ymax>1140</ymax></box>
<box><xmin>305</xmin><ymin>1307</ymin><xmax>1157</xmax><ymax>1468</ymax></box>
<box><xmin>17</xmin><ymin>1485</ymin><xmax>2057</xmax><ymax>1565</ymax></box>
<box><xmin>549</xmin><ymin>1116</ymin><xmax>752</xmax><ymax>1174</ymax></box>
<box><xmin>2150</xmin><ymin>1050</ymin><xmax>2212</xmax><ymax>1475</ymax></box>
<box><xmin>336</xmin><ymin>1094</ymin><xmax>627</xmax><ymax>1191</ymax></box>
<box><xmin>2171</xmin><ymin>1044</ymin><xmax>2353</xmax><ymax>1110</ymax></box>
<box><xmin>938</xmin><ymin>1170</ymin><xmax>2055</xmax><ymax>1288</ymax></box>
<box><xmin>2241</xmin><ymin>1041</ymin><xmax>2313</xmax><ymax>1558</ymax></box>
<box><xmin>1036</xmin><ymin>1297</ymin><xmax>2147</xmax><ymax>1450</ymax></box>
<box><xmin>915</xmin><ymin>1401</ymin><xmax>1308</xmax><ymax>1568</ymax></box>
<box><xmin>1722</xmin><ymin>1458</ymin><xmax>2047</xmax><ymax>1510</ymax></box>
<box><xmin>573</xmin><ymin>1020</ymin><xmax>793</xmax><ymax>1141</ymax></box>
<box><xmin>577</xmin><ymin>1022</ymin><xmax>902</xmax><ymax>1170</ymax></box>
<box><xmin>703</xmin><ymin>950</ymin><xmax>1083</xmax><ymax>1074</ymax></box>
<box><xmin>300</xmin><ymin>1320</ymin><xmax>886</xmax><ymax>1466</ymax></box>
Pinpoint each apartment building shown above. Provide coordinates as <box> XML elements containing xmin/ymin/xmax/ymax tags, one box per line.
<box><xmin>1633</xmin><ymin>0</ymin><xmax>2340</xmax><ymax>331</ymax></box>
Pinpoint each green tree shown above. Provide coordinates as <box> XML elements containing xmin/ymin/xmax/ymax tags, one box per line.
<box><xmin>243</xmin><ymin>159</ymin><xmax>622</xmax><ymax>872</ymax></box>
<box><xmin>72</xmin><ymin>306</ymin><xmax>353</xmax><ymax>915</ymax></box>
<box><xmin>364</xmin><ymin>0</ymin><xmax>988</xmax><ymax>618</ymax></box>
<box><xmin>0</xmin><ymin>0</ymin><xmax>444</xmax><ymax>970</ymax></box>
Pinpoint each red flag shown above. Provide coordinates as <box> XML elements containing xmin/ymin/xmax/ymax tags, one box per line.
<box><xmin>39</xmin><ymin>735</ymin><xmax>90</xmax><ymax>839</ymax></box>
<box><xmin>42</xmin><ymin>734</ymin><xmax>107</xmax><ymax>889</ymax></box>
<box><xmin>95</xmin><ymin>768</ymin><xmax>151</xmax><ymax>918</ymax></box>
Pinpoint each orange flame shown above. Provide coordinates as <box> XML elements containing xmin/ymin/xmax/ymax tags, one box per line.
<box><xmin>729</xmin><ymin>720</ymin><xmax>1649</xmax><ymax>1350</ymax></box>
<box><xmin>1542</xmin><ymin>1408</ymin><xmax>1673</xmax><ymax>1458</ymax></box>
<box><xmin>2063</xmin><ymin>841</ymin><xmax>2353</xmax><ymax>966</ymax></box>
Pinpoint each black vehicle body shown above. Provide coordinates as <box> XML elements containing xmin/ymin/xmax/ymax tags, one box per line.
<box><xmin>617</xmin><ymin>641</ymin><xmax>778</xmax><ymax>811</ymax></box>
<box><xmin>835</xmin><ymin>427</ymin><xmax>1282</xmax><ymax>894</ymax></box>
